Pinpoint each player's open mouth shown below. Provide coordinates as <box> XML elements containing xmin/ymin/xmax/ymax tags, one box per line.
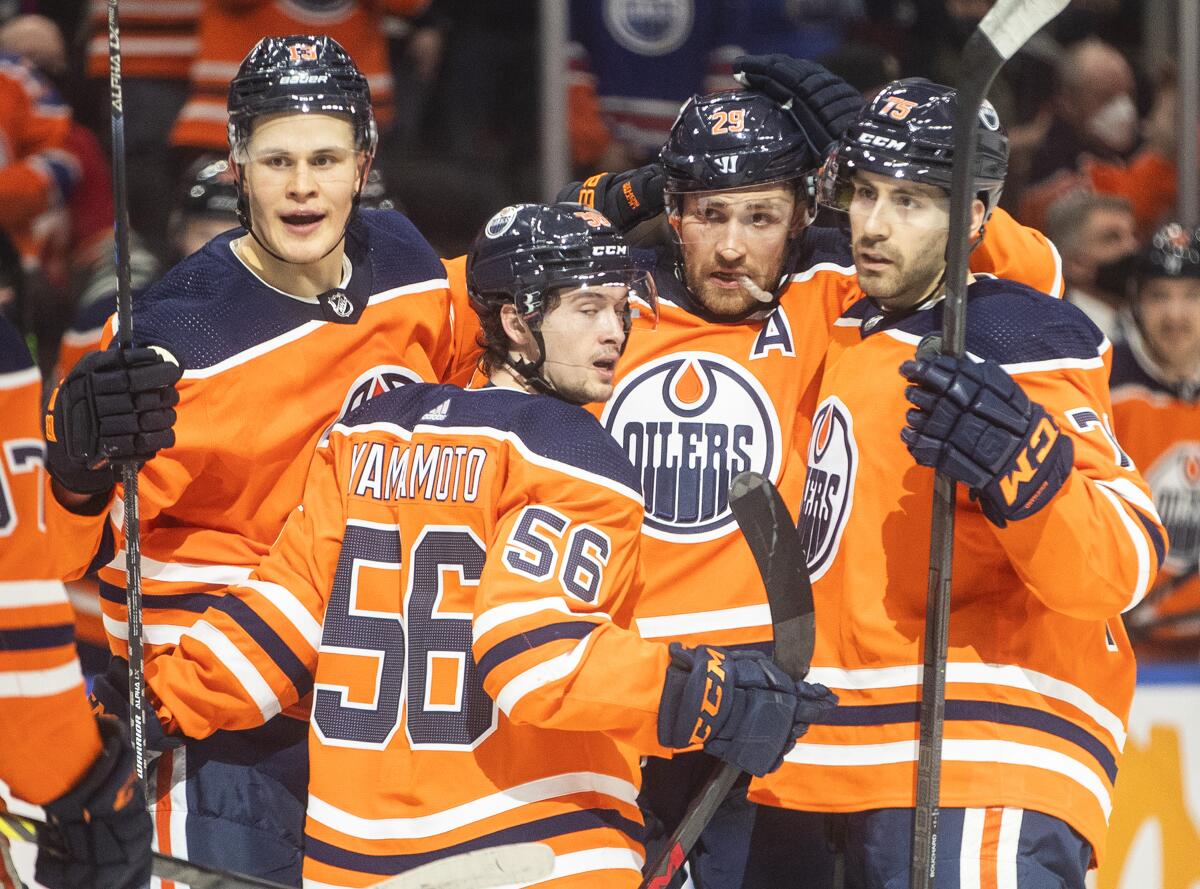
<box><xmin>593</xmin><ymin>357</ymin><xmax>617</xmax><ymax>380</ymax></box>
<box><xmin>856</xmin><ymin>250</ymin><xmax>893</xmax><ymax>270</ymax></box>
<box><xmin>711</xmin><ymin>272</ymin><xmax>747</xmax><ymax>289</ymax></box>
<box><xmin>280</xmin><ymin>211</ymin><xmax>326</xmax><ymax>234</ymax></box>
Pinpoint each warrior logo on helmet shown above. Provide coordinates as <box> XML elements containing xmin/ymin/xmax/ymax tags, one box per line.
<box><xmin>602</xmin><ymin>352</ymin><xmax>782</xmax><ymax>541</ymax></box>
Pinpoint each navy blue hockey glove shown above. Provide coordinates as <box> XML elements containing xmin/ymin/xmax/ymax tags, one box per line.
<box><xmin>45</xmin><ymin>346</ymin><xmax>181</xmax><ymax>500</ymax></box>
<box><xmin>658</xmin><ymin>643</ymin><xmax>837</xmax><ymax>777</ymax></box>
<box><xmin>90</xmin><ymin>656</ymin><xmax>182</xmax><ymax>751</ymax></box>
<box><xmin>555</xmin><ymin>164</ymin><xmax>666</xmax><ymax>233</ymax></box>
<box><xmin>733</xmin><ymin>54</ymin><xmax>865</xmax><ymax>154</ymax></box>
<box><xmin>900</xmin><ymin>353</ymin><xmax>1074</xmax><ymax>527</ymax></box>
<box><xmin>35</xmin><ymin>715</ymin><xmax>152</xmax><ymax>889</ymax></box>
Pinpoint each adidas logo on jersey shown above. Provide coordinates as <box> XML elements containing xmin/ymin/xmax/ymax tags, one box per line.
<box><xmin>421</xmin><ymin>398</ymin><xmax>451</xmax><ymax>422</ymax></box>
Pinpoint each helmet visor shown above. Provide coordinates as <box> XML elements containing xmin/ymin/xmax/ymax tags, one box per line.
<box><xmin>666</xmin><ymin>181</ymin><xmax>803</xmax><ymax>253</ymax></box>
<box><xmin>537</xmin><ymin>269</ymin><xmax>659</xmax><ymax>335</ymax></box>
<box><xmin>819</xmin><ymin>150</ymin><xmax>950</xmax><ymax>233</ymax></box>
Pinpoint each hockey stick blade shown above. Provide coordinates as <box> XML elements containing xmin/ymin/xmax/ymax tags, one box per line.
<box><xmin>0</xmin><ymin>811</ymin><xmax>295</xmax><ymax>889</ymax></box>
<box><xmin>639</xmin><ymin>471</ymin><xmax>815</xmax><ymax>889</ymax></box>
<box><xmin>367</xmin><ymin>842</ymin><xmax>554</xmax><ymax>889</ymax></box>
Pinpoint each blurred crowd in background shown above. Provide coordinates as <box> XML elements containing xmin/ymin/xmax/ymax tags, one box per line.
<box><xmin>0</xmin><ymin>0</ymin><xmax>1197</xmax><ymax>660</ymax></box>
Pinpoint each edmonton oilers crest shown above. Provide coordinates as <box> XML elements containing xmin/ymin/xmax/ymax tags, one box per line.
<box><xmin>1144</xmin><ymin>442</ymin><xmax>1200</xmax><ymax>572</ymax></box>
<box><xmin>601</xmin><ymin>352</ymin><xmax>781</xmax><ymax>541</ymax></box>
<box><xmin>340</xmin><ymin>364</ymin><xmax>424</xmax><ymax>418</ymax></box>
<box><xmin>799</xmin><ymin>396</ymin><xmax>857</xmax><ymax>581</ymax></box>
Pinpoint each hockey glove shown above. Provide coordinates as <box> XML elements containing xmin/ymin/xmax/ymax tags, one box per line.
<box><xmin>658</xmin><ymin>643</ymin><xmax>837</xmax><ymax>777</ymax></box>
<box><xmin>45</xmin><ymin>346</ymin><xmax>181</xmax><ymax>498</ymax></box>
<box><xmin>900</xmin><ymin>353</ymin><xmax>1074</xmax><ymax>527</ymax></box>
<box><xmin>90</xmin><ymin>656</ymin><xmax>181</xmax><ymax>751</ymax></box>
<box><xmin>733</xmin><ymin>54</ymin><xmax>866</xmax><ymax>155</ymax></box>
<box><xmin>35</xmin><ymin>715</ymin><xmax>152</xmax><ymax>889</ymax></box>
<box><xmin>555</xmin><ymin>164</ymin><xmax>666</xmax><ymax>233</ymax></box>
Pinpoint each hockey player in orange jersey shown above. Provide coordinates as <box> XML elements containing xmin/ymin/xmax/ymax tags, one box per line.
<box><xmin>739</xmin><ymin>79</ymin><xmax>1167</xmax><ymax>889</ymax></box>
<box><xmin>0</xmin><ymin>314</ymin><xmax>151</xmax><ymax>889</ymax></box>
<box><xmin>43</xmin><ymin>35</ymin><xmax>480</xmax><ymax>886</ymax></box>
<box><xmin>113</xmin><ymin>203</ymin><xmax>837</xmax><ymax>888</ymax></box>
<box><xmin>554</xmin><ymin>58</ymin><xmax>1066</xmax><ymax>888</ymax></box>
<box><xmin>1111</xmin><ymin>223</ymin><xmax>1200</xmax><ymax>656</ymax></box>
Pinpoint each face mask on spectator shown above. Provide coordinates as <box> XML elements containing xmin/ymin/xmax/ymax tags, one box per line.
<box><xmin>1087</xmin><ymin>94</ymin><xmax>1138</xmax><ymax>154</ymax></box>
<box><xmin>1093</xmin><ymin>251</ymin><xmax>1138</xmax><ymax>300</ymax></box>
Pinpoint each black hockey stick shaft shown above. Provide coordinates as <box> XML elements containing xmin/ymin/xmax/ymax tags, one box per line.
<box><xmin>640</xmin><ymin>471</ymin><xmax>813</xmax><ymax>889</ymax></box>
<box><xmin>911</xmin><ymin>3</ymin><xmax>1069</xmax><ymax>888</ymax></box>
<box><xmin>0</xmin><ymin>812</ymin><xmax>294</xmax><ymax>889</ymax></box>
<box><xmin>106</xmin><ymin>0</ymin><xmax>147</xmax><ymax>781</ymax></box>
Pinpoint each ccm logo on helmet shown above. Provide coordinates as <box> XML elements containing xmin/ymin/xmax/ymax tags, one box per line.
<box><xmin>592</xmin><ymin>245</ymin><xmax>628</xmax><ymax>256</ymax></box>
<box><xmin>857</xmin><ymin>133</ymin><xmax>907</xmax><ymax>152</ymax></box>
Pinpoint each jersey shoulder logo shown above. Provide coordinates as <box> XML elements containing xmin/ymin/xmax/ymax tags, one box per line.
<box><xmin>601</xmin><ymin>351</ymin><xmax>782</xmax><ymax>542</ymax></box>
<box><xmin>799</xmin><ymin>396</ymin><xmax>857</xmax><ymax>581</ymax></box>
<box><xmin>1144</xmin><ymin>441</ymin><xmax>1200</xmax><ymax>572</ymax></box>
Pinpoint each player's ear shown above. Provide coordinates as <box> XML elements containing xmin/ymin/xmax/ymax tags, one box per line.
<box><xmin>500</xmin><ymin>304</ymin><xmax>532</xmax><ymax>349</ymax></box>
<box><xmin>970</xmin><ymin>197</ymin><xmax>986</xmax><ymax>239</ymax></box>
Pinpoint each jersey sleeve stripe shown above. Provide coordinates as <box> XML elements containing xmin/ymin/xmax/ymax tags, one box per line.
<box><xmin>0</xmin><ymin>581</ymin><xmax>70</xmax><ymax>607</ymax></box>
<box><xmin>0</xmin><ymin>367</ymin><xmax>39</xmax><ymax>391</ymax></box>
<box><xmin>105</xmin><ymin>552</ymin><xmax>254</xmax><ymax>586</ymax></box>
<box><xmin>182</xmin><ymin>620</ymin><xmax>281</xmax><ymax>723</ymax></box>
<box><xmin>783</xmin><ymin>738</ymin><xmax>1112</xmax><ymax>819</ymax></box>
<box><xmin>1092</xmin><ymin>485</ymin><xmax>1151</xmax><ymax>610</ymax></box>
<box><xmin>102</xmin><ymin>613</ymin><xmax>188</xmax><ymax>646</ymax></box>
<box><xmin>806</xmin><ymin>661</ymin><xmax>1126</xmax><ymax>750</ymax></box>
<box><xmin>303</xmin><ymin>808</ymin><xmax>643</xmax><ymax>875</ymax></box>
<box><xmin>494</xmin><ymin>635</ymin><xmax>593</xmax><ymax>718</ymax></box>
<box><xmin>237</xmin><ymin>579</ymin><xmax>323</xmax><ymax>648</ymax></box>
<box><xmin>212</xmin><ymin>595</ymin><xmax>314</xmax><ymax>697</ymax></box>
<box><xmin>0</xmin><ymin>660</ymin><xmax>84</xmax><ymax>698</ymax></box>
<box><xmin>474</xmin><ymin>597</ymin><xmax>574</xmax><ymax>640</ymax></box>
<box><xmin>1047</xmin><ymin>238</ymin><xmax>1065</xmax><ymax>298</ymax></box>
<box><xmin>1092</xmin><ymin>479</ymin><xmax>1167</xmax><ymax>569</ymax></box>
<box><xmin>99</xmin><ymin>583</ymin><xmax>221</xmax><ymax>612</ymax></box>
<box><xmin>823</xmin><ymin>699</ymin><xmax>1116</xmax><ymax>781</ymax></box>
<box><xmin>635</xmin><ymin>603</ymin><xmax>772</xmax><ymax>639</ymax></box>
<box><xmin>0</xmin><ymin>624</ymin><xmax>75</xmax><ymax>651</ymax></box>
<box><xmin>306</xmin><ymin>771</ymin><xmax>638</xmax><ymax>841</ymax></box>
<box><xmin>475</xmin><ymin>620</ymin><xmax>598</xmax><ymax>683</ymax></box>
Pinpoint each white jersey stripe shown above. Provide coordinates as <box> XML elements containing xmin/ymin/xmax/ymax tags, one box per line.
<box><xmin>239</xmin><ymin>579</ymin><xmax>323</xmax><ymax>649</ymax></box>
<box><xmin>495</xmin><ymin>635</ymin><xmax>593</xmax><ymax>717</ymax></box>
<box><xmin>997</xmin><ymin>808</ymin><xmax>1023</xmax><ymax>889</ymax></box>
<box><xmin>0</xmin><ymin>366</ymin><xmax>38</xmax><ymax>391</ymax></box>
<box><xmin>0</xmin><ymin>580</ymin><xmax>68</xmax><ymax>608</ymax></box>
<box><xmin>184</xmin><ymin>620</ymin><xmax>281</xmax><ymax>723</ymax></box>
<box><xmin>959</xmin><ymin>807</ymin><xmax>985</xmax><ymax>889</ymax></box>
<box><xmin>106</xmin><ymin>551</ymin><xmax>253</xmax><ymax>587</ymax></box>
<box><xmin>307</xmin><ymin>771</ymin><xmax>638</xmax><ymax>841</ymax></box>
<box><xmin>636</xmin><ymin>604</ymin><xmax>772</xmax><ymax>639</ymax></box>
<box><xmin>784</xmin><ymin>738</ymin><xmax>1112</xmax><ymax>818</ymax></box>
<box><xmin>1093</xmin><ymin>484</ymin><xmax>1151</xmax><ymax>611</ymax></box>
<box><xmin>0</xmin><ymin>661</ymin><xmax>84</xmax><ymax>698</ymax></box>
<box><xmin>103</xmin><ymin>613</ymin><xmax>188</xmax><ymax>646</ymax></box>
<box><xmin>805</xmin><ymin>661</ymin><xmax>1126</xmax><ymax>750</ymax></box>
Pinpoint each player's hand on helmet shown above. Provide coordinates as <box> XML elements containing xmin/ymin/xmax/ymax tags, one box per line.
<box><xmin>733</xmin><ymin>54</ymin><xmax>865</xmax><ymax>154</ymax></box>
<box><xmin>45</xmin><ymin>346</ymin><xmax>182</xmax><ymax>504</ymax></box>
<box><xmin>555</xmin><ymin>164</ymin><xmax>666</xmax><ymax>234</ymax></box>
<box><xmin>35</xmin><ymin>715</ymin><xmax>152</xmax><ymax>889</ymax></box>
<box><xmin>900</xmin><ymin>353</ymin><xmax>1074</xmax><ymax>527</ymax></box>
<box><xmin>658</xmin><ymin>643</ymin><xmax>837</xmax><ymax>777</ymax></box>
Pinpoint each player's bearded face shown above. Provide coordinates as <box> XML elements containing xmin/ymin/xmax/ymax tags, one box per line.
<box><xmin>674</xmin><ymin>185</ymin><xmax>801</xmax><ymax>316</ymax></box>
<box><xmin>241</xmin><ymin>113</ymin><xmax>363</xmax><ymax>267</ymax></box>
<box><xmin>535</xmin><ymin>285</ymin><xmax>633</xmax><ymax>404</ymax></box>
<box><xmin>847</xmin><ymin>172</ymin><xmax>952</xmax><ymax>312</ymax></box>
<box><xmin>1137</xmin><ymin>277</ymin><xmax>1200</xmax><ymax>375</ymax></box>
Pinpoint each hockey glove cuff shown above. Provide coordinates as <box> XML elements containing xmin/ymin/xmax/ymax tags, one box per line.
<box><xmin>658</xmin><ymin>643</ymin><xmax>837</xmax><ymax>777</ymax></box>
<box><xmin>45</xmin><ymin>346</ymin><xmax>182</xmax><ymax>498</ymax></box>
<box><xmin>90</xmin><ymin>656</ymin><xmax>182</xmax><ymax>751</ymax></box>
<box><xmin>555</xmin><ymin>165</ymin><xmax>666</xmax><ymax>233</ymax></box>
<box><xmin>900</xmin><ymin>353</ymin><xmax>1075</xmax><ymax>527</ymax></box>
<box><xmin>35</xmin><ymin>715</ymin><xmax>152</xmax><ymax>889</ymax></box>
<box><xmin>733</xmin><ymin>54</ymin><xmax>865</xmax><ymax>154</ymax></box>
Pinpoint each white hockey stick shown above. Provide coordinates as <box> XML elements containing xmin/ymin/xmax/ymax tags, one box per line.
<box><xmin>911</xmin><ymin>3</ymin><xmax>1070</xmax><ymax>889</ymax></box>
<box><xmin>367</xmin><ymin>843</ymin><xmax>554</xmax><ymax>889</ymax></box>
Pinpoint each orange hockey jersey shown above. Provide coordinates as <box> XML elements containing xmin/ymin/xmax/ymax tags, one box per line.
<box><xmin>170</xmin><ymin>0</ymin><xmax>428</xmax><ymax>151</ymax></box>
<box><xmin>1110</xmin><ymin>335</ymin><xmax>1200</xmax><ymax>647</ymax></box>
<box><xmin>147</xmin><ymin>383</ymin><xmax>674</xmax><ymax>888</ymax></box>
<box><xmin>581</xmin><ymin>209</ymin><xmax>1063</xmax><ymax>651</ymax></box>
<box><xmin>79</xmin><ymin>211</ymin><xmax>479</xmax><ymax>692</ymax></box>
<box><xmin>85</xmin><ymin>0</ymin><xmax>199</xmax><ymax>81</ymax></box>
<box><xmin>748</xmin><ymin>278</ymin><xmax>1165</xmax><ymax>864</ymax></box>
<box><xmin>0</xmin><ymin>317</ymin><xmax>101</xmax><ymax>808</ymax></box>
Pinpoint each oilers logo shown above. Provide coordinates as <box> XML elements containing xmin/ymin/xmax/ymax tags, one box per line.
<box><xmin>1144</xmin><ymin>443</ymin><xmax>1200</xmax><ymax>572</ymax></box>
<box><xmin>603</xmin><ymin>0</ymin><xmax>693</xmax><ymax>56</ymax></box>
<box><xmin>339</xmin><ymin>364</ymin><xmax>424</xmax><ymax>419</ymax></box>
<box><xmin>799</xmin><ymin>396</ymin><xmax>858</xmax><ymax>582</ymax></box>
<box><xmin>601</xmin><ymin>352</ymin><xmax>781</xmax><ymax>541</ymax></box>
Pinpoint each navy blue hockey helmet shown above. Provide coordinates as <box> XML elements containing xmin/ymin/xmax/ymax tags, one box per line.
<box><xmin>820</xmin><ymin>78</ymin><xmax>1009</xmax><ymax>221</ymax></box>
<box><xmin>1136</xmin><ymin>223</ymin><xmax>1200</xmax><ymax>284</ymax></box>
<box><xmin>467</xmin><ymin>203</ymin><xmax>657</xmax><ymax>391</ymax></box>
<box><xmin>178</xmin><ymin>156</ymin><xmax>239</xmax><ymax>219</ymax></box>
<box><xmin>227</xmin><ymin>35</ymin><xmax>376</xmax><ymax>159</ymax></box>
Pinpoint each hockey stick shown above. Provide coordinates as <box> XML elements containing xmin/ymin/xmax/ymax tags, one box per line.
<box><xmin>0</xmin><ymin>812</ymin><xmax>552</xmax><ymax>889</ymax></box>
<box><xmin>911</xmin><ymin>3</ymin><xmax>1070</xmax><ymax>888</ymax></box>
<box><xmin>106</xmin><ymin>0</ymin><xmax>148</xmax><ymax>781</ymax></box>
<box><xmin>639</xmin><ymin>470</ymin><xmax>813</xmax><ymax>889</ymax></box>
